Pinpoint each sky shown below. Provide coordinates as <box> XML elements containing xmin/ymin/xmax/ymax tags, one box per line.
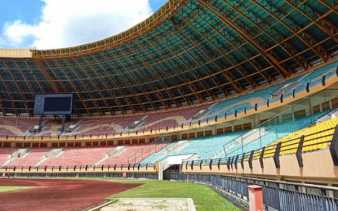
<box><xmin>0</xmin><ymin>0</ymin><xmax>167</xmax><ymax>49</ymax></box>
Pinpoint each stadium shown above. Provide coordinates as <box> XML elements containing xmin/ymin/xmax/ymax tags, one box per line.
<box><xmin>0</xmin><ymin>0</ymin><xmax>337</xmax><ymax>210</ymax></box>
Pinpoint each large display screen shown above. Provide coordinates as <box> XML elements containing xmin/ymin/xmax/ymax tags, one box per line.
<box><xmin>34</xmin><ymin>94</ymin><xmax>73</xmax><ymax>115</ymax></box>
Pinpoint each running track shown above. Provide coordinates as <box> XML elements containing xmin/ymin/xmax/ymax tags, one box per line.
<box><xmin>0</xmin><ymin>178</ymin><xmax>140</xmax><ymax>211</ymax></box>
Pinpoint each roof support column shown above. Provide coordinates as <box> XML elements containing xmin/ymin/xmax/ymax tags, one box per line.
<box><xmin>34</xmin><ymin>59</ymin><xmax>60</xmax><ymax>93</ymax></box>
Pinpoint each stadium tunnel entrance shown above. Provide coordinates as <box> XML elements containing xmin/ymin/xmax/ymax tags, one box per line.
<box><xmin>163</xmin><ymin>164</ymin><xmax>181</xmax><ymax>180</ymax></box>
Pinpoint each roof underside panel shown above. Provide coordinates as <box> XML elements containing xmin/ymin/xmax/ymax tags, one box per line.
<box><xmin>0</xmin><ymin>0</ymin><xmax>337</xmax><ymax>115</ymax></box>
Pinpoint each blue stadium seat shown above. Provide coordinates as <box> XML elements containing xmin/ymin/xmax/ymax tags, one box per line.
<box><xmin>142</xmin><ymin>112</ymin><xmax>326</xmax><ymax>164</ymax></box>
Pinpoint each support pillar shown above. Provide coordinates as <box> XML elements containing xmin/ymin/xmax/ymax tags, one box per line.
<box><xmin>330</xmin><ymin>125</ymin><xmax>338</xmax><ymax>165</ymax></box>
<box><xmin>248</xmin><ymin>185</ymin><xmax>264</xmax><ymax>211</ymax></box>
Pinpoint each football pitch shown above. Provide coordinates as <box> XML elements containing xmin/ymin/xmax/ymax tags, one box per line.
<box><xmin>109</xmin><ymin>179</ymin><xmax>240</xmax><ymax>211</ymax></box>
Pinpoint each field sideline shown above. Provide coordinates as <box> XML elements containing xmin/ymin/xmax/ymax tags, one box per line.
<box><xmin>0</xmin><ymin>186</ymin><xmax>32</xmax><ymax>192</ymax></box>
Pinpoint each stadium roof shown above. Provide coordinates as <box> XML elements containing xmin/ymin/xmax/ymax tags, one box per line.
<box><xmin>0</xmin><ymin>0</ymin><xmax>337</xmax><ymax>115</ymax></box>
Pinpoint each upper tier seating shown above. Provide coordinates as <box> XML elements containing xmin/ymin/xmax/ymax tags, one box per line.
<box><xmin>140</xmin><ymin>105</ymin><xmax>208</xmax><ymax>131</ymax></box>
<box><xmin>0</xmin><ymin>61</ymin><xmax>335</xmax><ymax>137</ymax></box>
<box><xmin>285</xmin><ymin>61</ymin><xmax>338</xmax><ymax>98</ymax></box>
<box><xmin>0</xmin><ymin>104</ymin><xmax>208</xmax><ymax>137</ymax></box>
<box><xmin>195</xmin><ymin>61</ymin><xmax>337</xmax><ymax>121</ymax></box>
<box><xmin>197</xmin><ymin>89</ymin><xmax>273</xmax><ymax>119</ymax></box>
<box><xmin>72</xmin><ymin>115</ymin><xmax>143</xmax><ymax>135</ymax></box>
<box><xmin>0</xmin><ymin>117</ymin><xmax>39</xmax><ymax>136</ymax></box>
<box><xmin>0</xmin><ymin>62</ymin><xmax>338</xmax><ymax>136</ymax></box>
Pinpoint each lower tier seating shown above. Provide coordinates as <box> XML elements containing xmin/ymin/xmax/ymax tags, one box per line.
<box><xmin>101</xmin><ymin>144</ymin><xmax>166</xmax><ymax>166</ymax></box>
<box><xmin>276</xmin><ymin>116</ymin><xmax>338</xmax><ymax>155</ymax></box>
<box><xmin>141</xmin><ymin>132</ymin><xmax>245</xmax><ymax>164</ymax></box>
<box><xmin>0</xmin><ymin>143</ymin><xmax>166</xmax><ymax>167</ymax></box>
<box><xmin>0</xmin><ymin>149</ymin><xmax>16</xmax><ymax>166</ymax></box>
<box><xmin>7</xmin><ymin>149</ymin><xmax>49</xmax><ymax>167</ymax></box>
<box><xmin>141</xmin><ymin>112</ymin><xmax>328</xmax><ymax>164</ymax></box>
<box><xmin>43</xmin><ymin>147</ymin><xmax>113</xmax><ymax>167</ymax></box>
<box><xmin>225</xmin><ymin>112</ymin><xmax>326</xmax><ymax>156</ymax></box>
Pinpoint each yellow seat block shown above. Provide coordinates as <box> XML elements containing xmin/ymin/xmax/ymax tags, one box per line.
<box><xmin>264</xmin><ymin>116</ymin><xmax>337</xmax><ymax>157</ymax></box>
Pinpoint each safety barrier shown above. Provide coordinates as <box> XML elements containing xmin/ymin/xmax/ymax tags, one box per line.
<box><xmin>180</xmin><ymin>174</ymin><xmax>338</xmax><ymax>211</ymax></box>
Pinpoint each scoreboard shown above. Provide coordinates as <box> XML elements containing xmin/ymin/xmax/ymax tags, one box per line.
<box><xmin>34</xmin><ymin>94</ymin><xmax>73</xmax><ymax>115</ymax></box>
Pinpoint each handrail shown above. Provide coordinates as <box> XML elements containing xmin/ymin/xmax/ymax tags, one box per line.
<box><xmin>1</xmin><ymin>163</ymin><xmax>156</xmax><ymax>169</ymax></box>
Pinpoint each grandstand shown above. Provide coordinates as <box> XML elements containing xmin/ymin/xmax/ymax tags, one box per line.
<box><xmin>0</xmin><ymin>0</ymin><xmax>337</xmax><ymax>210</ymax></box>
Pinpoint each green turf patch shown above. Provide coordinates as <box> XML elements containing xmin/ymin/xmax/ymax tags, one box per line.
<box><xmin>109</xmin><ymin>180</ymin><xmax>240</xmax><ymax>211</ymax></box>
<box><xmin>0</xmin><ymin>186</ymin><xmax>32</xmax><ymax>193</ymax></box>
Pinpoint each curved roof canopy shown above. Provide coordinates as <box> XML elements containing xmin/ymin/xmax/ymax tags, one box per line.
<box><xmin>0</xmin><ymin>0</ymin><xmax>337</xmax><ymax>115</ymax></box>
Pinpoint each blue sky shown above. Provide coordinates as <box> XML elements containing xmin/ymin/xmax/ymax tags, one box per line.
<box><xmin>0</xmin><ymin>0</ymin><xmax>167</xmax><ymax>49</ymax></box>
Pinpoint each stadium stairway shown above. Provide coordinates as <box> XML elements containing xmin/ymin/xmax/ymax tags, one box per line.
<box><xmin>0</xmin><ymin>148</ymin><xmax>16</xmax><ymax>166</ymax></box>
<box><xmin>36</xmin><ymin>149</ymin><xmax>63</xmax><ymax>166</ymax></box>
<box><xmin>95</xmin><ymin>146</ymin><xmax>125</xmax><ymax>165</ymax></box>
<box><xmin>7</xmin><ymin>149</ymin><xmax>50</xmax><ymax>167</ymax></box>
<box><xmin>2</xmin><ymin>149</ymin><xmax>29</xmax><ymax>166</ymax></box>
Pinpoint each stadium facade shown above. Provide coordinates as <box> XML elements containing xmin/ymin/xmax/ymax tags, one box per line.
<box><xmin>0</xmin><ymin>0</ymin><xmax>337</xmax><ymax>115</ymax></box>
<box><xmin>0</xmin><ymin>0</ymin><xmax>338</xmax><ymax>210</ymax></box>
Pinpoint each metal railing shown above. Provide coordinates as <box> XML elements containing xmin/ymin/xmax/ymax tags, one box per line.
<box><xmin>180</xmin><ymin>174</ymin><xmax>338</xmax><ymax>211</ymax></box>
<box><xmin>1</xmin><ymin>162</ymin><xmax>157</xmax><ymax>172</ymax></box>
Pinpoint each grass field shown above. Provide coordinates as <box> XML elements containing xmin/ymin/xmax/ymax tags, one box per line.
<box><xmin>0</xmin><ymin>186</ymin><xmax>31</xmax><ymax>193</ymax></box>
<box><xmin>110</xmin><ymin>180</ymin><xmax>240</xmax><ymax>211</ymax></box>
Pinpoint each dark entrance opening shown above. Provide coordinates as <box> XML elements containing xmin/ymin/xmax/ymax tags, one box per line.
<box><xmin>163</xmin><ymin>164</ymin><xmax>181</xmax><ymax>180</ymax></box>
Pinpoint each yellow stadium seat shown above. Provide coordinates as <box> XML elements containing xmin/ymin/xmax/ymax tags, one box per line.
<box><xmin>267</xmin><ymin>117</ymin><xmax>338</xmax><ymax>157</ymax></box>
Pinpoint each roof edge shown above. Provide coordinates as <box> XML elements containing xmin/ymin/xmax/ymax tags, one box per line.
<box><xmin>32</xmin><ymin>0</ymin><xmax>185</xmax><ymax>59</ymax></box>
<box><xmin>0</xmin><ymin>48</ymin><xmax>33</xmax><ymax>58</ymax></box>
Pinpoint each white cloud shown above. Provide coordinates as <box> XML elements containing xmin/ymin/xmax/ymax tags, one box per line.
<box><xmin>1</xmin><ymin>0</ymin><xmax>153</xmax><ymax>49</ymax></box>
<box><xmin>3</xmin><ymin>21</ymin><xmax>36</xmax><ymax>46</ymax></box>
